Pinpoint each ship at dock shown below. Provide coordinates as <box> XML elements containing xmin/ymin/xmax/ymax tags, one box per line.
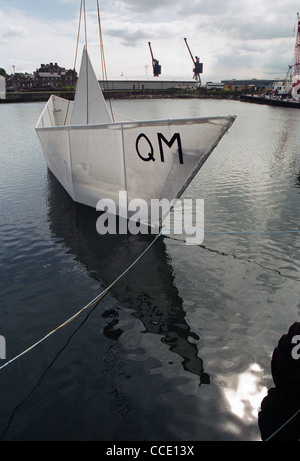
<box><xmin>241</xmin><ymin>12</ymin><xmax>300</xmax><ymax>108</ymax></box>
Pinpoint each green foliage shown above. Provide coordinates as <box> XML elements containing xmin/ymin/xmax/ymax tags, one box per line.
<box><xmin>0</xmin><ymin>68</ymin><xmax>8</xmax><ymax>77</ymax></box>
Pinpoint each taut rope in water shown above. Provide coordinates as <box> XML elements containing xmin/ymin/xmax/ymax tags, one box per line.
<box><xmin>0</xmin><ymin>231</ymin><xmax>163</xmax><ymax>372</ymax></box>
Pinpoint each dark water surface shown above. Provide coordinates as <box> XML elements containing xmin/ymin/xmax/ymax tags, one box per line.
<box><xmin>0</xmin><ymin>99</ymin><xmax>299</xmax><ymax>441</ymax></box>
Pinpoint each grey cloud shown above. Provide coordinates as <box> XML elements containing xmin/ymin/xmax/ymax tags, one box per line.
<box><xmin>113</xmin><ymin>0</ymin><xmax>297</xmax><ymax>43</ymax></box>
<box><xmin>105</xmin><ymin>27</ymin><xmax>149</xmax><ymax>46</ymax></box>
<box><xmin>223</xmin><ymin>17</ymin><xmax>295</xmax><ymax>41</ymax></box>
<box><xmin>113</xmin><ymin>0</ymin><xmax>174</xmax><ymax>13</ymax></box>
<box><xmin>0</xmin><ymin>25</ymin><xmax>27</xmax><ymax>40</ymax></box>
<box><xmin>176</xmin><ymin>0</ymin><xmax>239</xmax><ymax>17</ymax></box>
<box><xmin>113</xmin><ymin>0</ymin><xmax>234</xmax><ymax>16</ymax></box>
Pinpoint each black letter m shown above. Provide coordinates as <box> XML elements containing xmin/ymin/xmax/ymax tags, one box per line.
<box><xmin>157</xmin><ymin>133</ymin><xmax>183</xmax><ymax>164</ymax></box>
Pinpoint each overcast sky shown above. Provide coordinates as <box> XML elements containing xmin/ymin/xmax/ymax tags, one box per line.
<box><xmin>1</xmin><ymin>0</ymin><xmax>300</xmax><ymax>82</ymax></box>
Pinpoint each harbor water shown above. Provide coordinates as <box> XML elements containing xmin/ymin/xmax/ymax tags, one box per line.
<box><xmin>0</xmin><ymin>98</ymin><xmax>299</xmax><ymax>441</ymax></box>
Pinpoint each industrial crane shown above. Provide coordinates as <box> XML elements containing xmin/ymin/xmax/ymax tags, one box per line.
<box><xmin>294</xmin><ymin>12</ymin><xmax>300</xmax><ymax>76</ymax></box>
<box><xmin>184</xmin><ymin>38</ymin><xmax>203</xmax><ymax>84</ymax></box>
<box><xmin>292</xmin><ymin>12</ymin><xmax>300</xmax><ymax>100</ymax></box>
<box><xmin>282</xmin><ymin>64</ymin><xmax>293</xmax><ymax>95</ymax></box>
<box><xmin>148</xmin><ymin>42</ymin><xmax>161</xmax><ymax>77</ymax></box>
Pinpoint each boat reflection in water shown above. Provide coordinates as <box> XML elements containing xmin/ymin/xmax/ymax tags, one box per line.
<box><xmin>46</xmin><ymin>170</ymin><xmax>210</xmax><ymax>385</ymax></box>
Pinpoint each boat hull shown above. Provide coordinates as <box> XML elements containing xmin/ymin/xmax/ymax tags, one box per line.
<box><xmin>240</xmin><ymin>94</ymin><xmax>300</xmax><ymax>108</ymax></box>
<box><xmin>36</xmin><ymin>96</ymin><xmax>235</xmax><ymax>225</ymax></box>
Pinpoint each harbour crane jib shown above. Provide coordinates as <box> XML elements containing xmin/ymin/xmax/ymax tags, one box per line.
<box><xmin>184</xmin><ymin>38</ymin><xmax>203</xmax><ymax>84</ymax></box>
<box><xmin>148</xmin><ymin>42</ymin><xmax>161</xmax><ymax>77</ymax></box>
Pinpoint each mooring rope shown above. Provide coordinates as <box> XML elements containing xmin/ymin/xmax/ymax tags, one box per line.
<box><xmin>265</xmin><ymin>408</ymin><xmax>300</xmax><ymax>441</ymax></box>
<box><xmin>1</xmin><ymin>225</ymin><xmax>297</xmax><ymax>374</ymax></box>
<box><xmin>0</xmin><ymin>225</ymin><xmax>298</xmax><ymax>441</ymax></box>
<box><xmin>202</xmin><ymin>230</ymin><xmax>300</xmax><ymax>235</ymax></box>
<box><xmin>163</xmin><ymin>227</ymin><xmax>300</xmax><ymax>236</ymax></box>
<box><xmin>0</xmin><ymin>230</ymin><xmax>163</xmax><ymax>372</ymax></box>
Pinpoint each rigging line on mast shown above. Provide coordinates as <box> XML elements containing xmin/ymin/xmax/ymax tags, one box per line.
<box><xmin>97</xmin><ymin>0</ymin><xmax>114</xmax><ymax>121</ymax></box>
<box><xmin>97</xmin><ymin>0</ymin><xmax>107</xmax><ymax>82</ymax></box>
<box><xmin>74</xmin><ymin>0</ymin><xmax>83</xmax><ymax>71</ymax></box>
<box><xmin>83</xmin><ymin>0</ymin><xmax>88</xmax><ymax>49</ymax></box>
<box><xmin>82</xmin><ymin>0</ymin><xmax>89</xmax><ymax>124</ymax></box>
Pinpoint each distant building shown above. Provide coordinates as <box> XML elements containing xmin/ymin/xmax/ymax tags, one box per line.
<box><xmin>98</xmin><ymin>78</ymin><xmax>276</xmax><ymax>92</ymax></box>
<box><xmin>222</xmin><ymin>79</ymin><xmax>274</xmax><ymax>92</ymax></box>
<box><xmin>6</xmin><ymin>73</ymin><xmax>34</xmax><ymax>91</ymax></box>
<box><xmin>205</xmin><ymin>82</ymin><xmax>224</xmax><ymax>90</ymax></box>
<box><xmin>98</xmin><ymin>80</ymin><xmax>197</xmax><ymax>91</ymax></box>
<box><xmin>34</xmin><ymin>62</ymin><xmax>77</xmax><ymax>89</ymax></box>
<box><xmin>0</xmin><ymin>75</ymin><xmax>5</xmax><ymax>99</ymax></box>
<box><xmin>6</xmin><ymin>62</ymin><xmax>77</xmax><ymax>91</ymax></box>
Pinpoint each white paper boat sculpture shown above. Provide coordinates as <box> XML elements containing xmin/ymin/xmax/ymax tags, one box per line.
<box><xmin>36</xmin><ymin>47</ymin><xmax>236</xmax><ymax>227</ymax></box>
